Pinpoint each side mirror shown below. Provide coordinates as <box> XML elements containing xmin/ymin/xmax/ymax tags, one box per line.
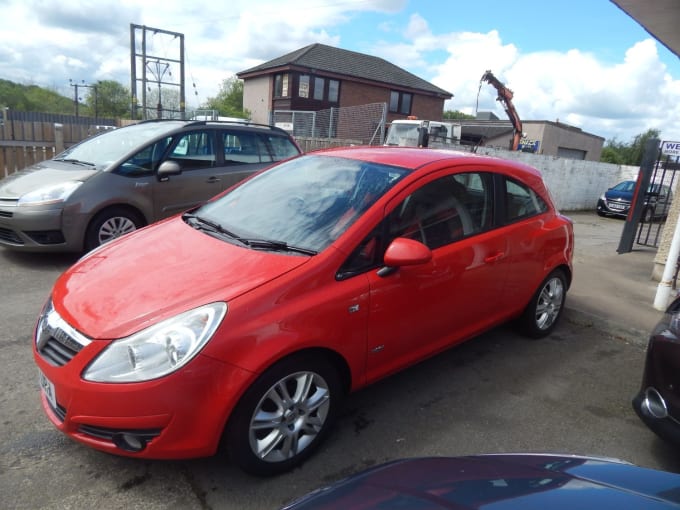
<box><xmin>157</xmin><ymin>160</ymin><xmax>182</xmax><ymax>181</ymax></box>
<box><xmin>378</xmin><ymin>237</ymin><xmax>432</xmax><ymax>277</ymax></box>
<box><xmin>417</xmin><ymin>127</ymin><xmax>429</xmax><ymax>148</ymax></box>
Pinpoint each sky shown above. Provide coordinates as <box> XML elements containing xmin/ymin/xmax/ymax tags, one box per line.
<box><xmin>1</xmin><ymin>0</ymin><xmax>680</xmax><ymax>144</ymax></box>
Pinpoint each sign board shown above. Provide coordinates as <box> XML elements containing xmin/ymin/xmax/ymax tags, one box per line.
<box><xmin>275</xmin><ymin>122</ymin><xmax>294</xmax><ymax>133</ymax></box>
<box><xmin>661</xmin><ymin>141</ymin><xmax>680</xmax><ymax>156</ymax></box>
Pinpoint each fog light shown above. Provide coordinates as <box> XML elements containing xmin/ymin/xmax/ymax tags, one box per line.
<box><xmin>112</xmin><ymin>433</ymin><xmax>147</xmax><ymax>452</ymax></box>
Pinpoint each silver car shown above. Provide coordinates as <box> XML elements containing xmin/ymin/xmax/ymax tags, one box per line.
<box><xmin>0</xmin><ymin>120</ymin><xmax>301</xmax><ymax>252</ymax></box>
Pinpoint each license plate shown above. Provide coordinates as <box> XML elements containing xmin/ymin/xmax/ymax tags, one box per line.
<box><xmin>38</xmin><ymin>370</ymin><xmax>57</xmax><ymax>410</ymax></box>
<box><xmin>609</xmin><ymin>202</ymin><xmax>626</xmax><ymax>210</ymax></box>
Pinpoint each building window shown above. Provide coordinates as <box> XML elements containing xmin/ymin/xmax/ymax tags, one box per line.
<box><xmin>274</xmin><ymin>74</ymin><xmax>289</xmax><ymax>97</ymax></box>
<box><xmin>299</xmin><ymin>75</ymin><xmax>310</xmax><ymax>98</ymax></box>
<box><xmin>329</xmin><ymin>80</ymin><xmax>339</xmax><ymax>102</ymax></box>
<box><xmin>314</xmin><ymin>77</ymin><xmax>325</xmax><ymax>100</ymax></box>
<box><xmin>389</xmin><ymin>90</ymin><xmax>413</xmax><ymax>115</ymax></box>
<box><xmin>274</xmin><ymin>74</ymin><xmax>289</xmax><ymax>98</ymax></box>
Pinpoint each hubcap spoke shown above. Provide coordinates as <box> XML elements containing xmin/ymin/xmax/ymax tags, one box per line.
<box><xmin>249</xmin><ymin>370</ymin><xmax>331</xmax><ymax>463</ymax></box>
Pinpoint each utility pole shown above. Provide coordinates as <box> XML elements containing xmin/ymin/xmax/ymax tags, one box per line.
<box><xmin>69</xmin><ymin>79</ymin><xmax>99</xmax><ymax>118</ymax></box>
<box><xmin>130</xmin><ymin>24</ymin><xmax>185</xmax><ymax>120</ymax></box>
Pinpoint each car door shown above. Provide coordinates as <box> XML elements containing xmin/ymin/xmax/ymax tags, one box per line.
<box><xmin>152</xmin><ymin>129</ymin><xmax>225</xmax><ymax>218</ymax></box>
<box><xmin>357</xmin><ymin>170</ymin><xmax>510</xmax><ymax>384</ymax></box>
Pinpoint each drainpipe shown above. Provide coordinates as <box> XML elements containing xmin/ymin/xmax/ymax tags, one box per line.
<box><xmin>654</xmin><ymin>215</ymin><xmax>680</xmax><ymax>310</ymax></box>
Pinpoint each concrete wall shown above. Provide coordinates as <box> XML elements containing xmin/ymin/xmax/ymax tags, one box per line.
<box><xmin>473</xmin><ymin>145</ymin><xmax>639</xmax><ymax>212</ymax></box>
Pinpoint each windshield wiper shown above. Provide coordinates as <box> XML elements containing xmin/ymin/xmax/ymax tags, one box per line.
<box><xmin>238</xmin><ymin>238</ymin><xmax>317</xmax><ymax>256</ymax></box>
<box><xmin>182</xmin><ymin>213</ymin><xmax>247</xmax><ymax>246</ymax></box>
<box><xmin>54</xmin><ymin>158</ymin><xmax>95</xmax><ymax>167</ymax></box>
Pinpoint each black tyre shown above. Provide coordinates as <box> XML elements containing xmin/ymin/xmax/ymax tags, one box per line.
<box><xmin>642</xmin><ymin>206</ymin><xmax>654</xmax><ymax>223</ymax></box>
<box><xmin>518</xmin><ymin>269</ymin><xmax>567</xmax><ymax>338</ymax></box>
<box><xmin>225</xmin><ymin>353</ymin><xmax>342</xmax><ymax>476</ymax></box>
<box><xmin>85</xmin><ymin>207</ymin><xmax>144</xmax><ymax>251</ymax></box>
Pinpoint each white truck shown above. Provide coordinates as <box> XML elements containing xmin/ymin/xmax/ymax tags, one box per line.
<box><xmin>384</xmin><ymin>119</ymin><xmax>462</xmax><ymax>148</ymax></box>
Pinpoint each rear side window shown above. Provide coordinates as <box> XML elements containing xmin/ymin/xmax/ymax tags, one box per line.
<box><xmin>503</xmin><ymin>177</ymin><xmax>548</xmax><ymax>222</ymax></box>
<box><xmin>264</xmin><ymin>134</ymin><xmax>300</xmax><ymax>160</ymax></box>
<box><xmin>223</xmin><ymin>132</ymin><xmax>272</xmax><ymax>164</ymax></box>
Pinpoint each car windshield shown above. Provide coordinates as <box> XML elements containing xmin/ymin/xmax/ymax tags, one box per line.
<box><xmin>612</xmin><ymin>181</ymin><xmax>636</xmax><ymax>193</ymax></box>
<box><xmin>195</xmin><ymin>155</ymin><xmax>409</xmax><ymax>253</ymax></box>
<box><xmin>54</xmin><ymin>121</ymin><xmax>185</xmax><ymax>170</ymax></box>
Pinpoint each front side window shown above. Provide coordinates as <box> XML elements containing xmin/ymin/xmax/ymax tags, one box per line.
<box><xmin>167</xmin><ymin>130</ymin><xmax>216</xmax><ymax>170</ymax></box>
<box><xmin>387</xmin><ymin>173</ymin><xmax>492</xmax><ymax>250</ymax></box>
<box><xmin>338</xmin><ymin>172</ymin><xmax>493</xmax><ymax>278</ymax></box>
<box><xmin>504</xmin><ymin>178</ymin><xmax>548</xmax><ymax>222</ymax></box>
<box><xmin>118</xmin><ymin>137</ymin><xmax>172</xmax><ymax>176</ymax></box>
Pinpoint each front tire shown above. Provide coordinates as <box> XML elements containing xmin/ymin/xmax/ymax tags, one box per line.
<box><xmin>85</xmin><ymin>207</ymin><xmax>144</xmax><ymax>251</ymax></box>
<box><xmin>225</xmin><ymin>354</ymin><xmax>342</xmax><ymax>476</ymax></box>
<box><xmin>518</xmin><ymin>269</ymin><xmax>567</xmax><ymax>338</ymax></box>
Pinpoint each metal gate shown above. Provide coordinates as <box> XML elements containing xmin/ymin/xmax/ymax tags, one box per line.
<box><xmin>635</xmin><ymin>152</ymin><xmax>679</xmax><ymax>248</ymax></box>
<box><xmin>272</xmin><ymin>102</ymin><xmax>387</xmax><ymax>145</ymax></box>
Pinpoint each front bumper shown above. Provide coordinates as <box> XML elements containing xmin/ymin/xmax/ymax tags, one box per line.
<box><xmin>0</xmin><ymin>201</ymin><xmax>85</xmax><ymax>252</ymax></box>
<box><xmin>596</xmin><ymin>198</ymin><xmax>629</xmax><ymax>217</ymax></box>
<box><xmin>34</xmin><ymin>337</ymin><xmax>254</xmax><ymax>459</ymax></box>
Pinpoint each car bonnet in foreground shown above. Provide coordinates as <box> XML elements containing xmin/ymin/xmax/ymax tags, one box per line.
<box><xmin>51</xmin><ymin>218</ymin><xmax>312</xmax><ymax>340</ymax></box>
<box><xmin>282</xmin><ymin>454</ymin><xmax>680</xmax><ymax>509</ymax></box>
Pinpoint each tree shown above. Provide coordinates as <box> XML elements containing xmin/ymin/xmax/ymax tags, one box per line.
<box><xmin>85</xmin><ymin>80</ymin><xmax>130</xmax><ymax>119</ymax></box>
<box><xmin>443</xmin><ymin>110</ymin><xmax>475</xmax><ymax>120</ymax></box>
<box><xmin>202</xmin><ymin>76</ymin><xmax>250</xmax><ymax>118</ymax></box>
<box><xmin>600</xmin><ymin>128</ymin><xmax>661</xmax><ymax>165</ymax></box>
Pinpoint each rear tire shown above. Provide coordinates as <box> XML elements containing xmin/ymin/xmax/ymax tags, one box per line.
<box><xmin>518</xmin><ymin>269</ymin><xmax>567</xmax><ymax>338</ymax></box>
<box><xmin>225</xmin><ymin>353</ymin><xmax>342</xmax><ymax>476</ymax></box>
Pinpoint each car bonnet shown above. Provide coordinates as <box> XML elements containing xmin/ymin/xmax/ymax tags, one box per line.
<box><xmin>0</xmin><ymin>160</ymin><xmax>97</xmax><ymax>198</ymax></box>
<box><xmin>51</xmin><ymin>217</ymin><xmax>312</xmax><ymax>340</ymax></box>
<box><xmin>282</xmin><ymin>455</ymin><xmax>680</xmax><ymax>509</ymax></box>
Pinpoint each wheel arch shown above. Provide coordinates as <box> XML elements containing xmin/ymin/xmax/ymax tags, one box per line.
<box><xmin>83</xmin><ymin>203</ymin><xmax>148</xmax><ymax>250</ymax></box>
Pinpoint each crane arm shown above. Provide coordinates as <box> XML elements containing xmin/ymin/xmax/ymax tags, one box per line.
<box><xmin>480</xmin><ymin>70</ymin><xmax>523</xmax><ymax>151</ymax></box>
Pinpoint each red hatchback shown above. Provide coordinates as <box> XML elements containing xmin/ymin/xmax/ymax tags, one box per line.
<box><xmin>33</xmin><ymin>147</ymin><xmax>573</xmax><ymax>475</ymax></box>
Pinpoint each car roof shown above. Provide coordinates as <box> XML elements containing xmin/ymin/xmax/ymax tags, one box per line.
<box><xmin>310</xmin><ymin>146</ymin><xmax>543</xmax><ymax>177</ymax></box>
<box><xmin>134</xmin><ymin>119</ymin><xmax>292</xmax><ymax>136</ymax></box>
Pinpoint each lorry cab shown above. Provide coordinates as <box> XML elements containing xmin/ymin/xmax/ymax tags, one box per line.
<box><xmin>384</xmin><ymin>119</ymin><xmax>461</xmax><ymax>148</ymax></box>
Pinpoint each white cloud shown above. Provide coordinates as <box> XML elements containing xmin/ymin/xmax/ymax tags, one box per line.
<box><xmin>1</xmin><ymin>0</ymin><xmax>679</xmax><ymax>142</ymax></box>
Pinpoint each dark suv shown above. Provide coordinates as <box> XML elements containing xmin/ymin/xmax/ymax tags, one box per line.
<box><xmin>596</xmin><ymin>180</ymin><xmax>673</xmax><ymax>222</ymax></box>
<box><xmin>0</xmin><ymin>120</ymin><xmax>301</xmax><ymax>252</ymax></box>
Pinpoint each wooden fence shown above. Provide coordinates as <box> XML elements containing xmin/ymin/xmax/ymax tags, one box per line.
<box><xmin>0</xmin><ymin>109</ymin><xmax>117</xmax><ymax>178</ymax></box>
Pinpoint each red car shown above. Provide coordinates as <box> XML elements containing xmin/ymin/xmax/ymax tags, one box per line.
<box><xmin>34</xmin><ymin>147</ymin><xmax>574</xmax><ymax>475</ymax></box>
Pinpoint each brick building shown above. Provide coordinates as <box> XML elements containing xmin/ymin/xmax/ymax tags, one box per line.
<box><xmin>237</xmin><ymin>43</ymin><xmax>452</xmax><ymax>129</ymax></box>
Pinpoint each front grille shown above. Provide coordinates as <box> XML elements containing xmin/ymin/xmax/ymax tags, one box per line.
<box><xmin>36</xmin><ymin>301</ymin><xmax>91</xmax><ymax>367</ymax></box>
<box><xmin>0</xmin><ymin>226</ymin><xmax>23</xmax><ymax>244</ymax></box>
<box><xmin>78</xmin><ymin>425</ymin><xmax>162</xmax><ymax>443</ymax></box>
<box><xmin>0</xmin><ymin>210</ymin><xmax>13</xmax><ymax>218</ymax></box>
<box><xmin>39</xmin><ymin>336</ymin><xmax>83</xmax><ymax>366</ymax></box>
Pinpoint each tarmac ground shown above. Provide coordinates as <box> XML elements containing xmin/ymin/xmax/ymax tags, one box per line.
<box><xmin>2</xmin><ymin>210</ymin><xmax>680</xmax><ymax>510</ymax></box>
<box><xmin>566</xmin><ymin>210</ymin><xmax>667</xmax><ymax>342</ymax></box>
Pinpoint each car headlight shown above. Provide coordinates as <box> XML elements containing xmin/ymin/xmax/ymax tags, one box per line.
<box><xmin>18</xmin><ymin>181</ymin><xmax>83</xmax><ymax>206</ymax></box>
<box><xmin>83</xmin><ymin>302</ymin><xmax>227</xmax><ymax>383</ymax></box>
<box><xmin>599</xmin><ymin>193</ymin><xmax>606</xmax><ymax>201</ymax></box>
